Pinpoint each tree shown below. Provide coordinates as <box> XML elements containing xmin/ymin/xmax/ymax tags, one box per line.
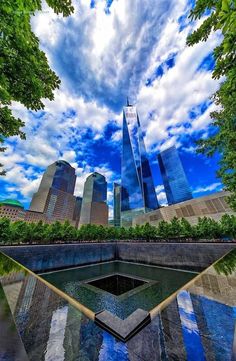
<box><xmin>78</xmin><ymin>224</ymin><xmax>99</xmax><ymax>241</ymax></box>
<box><xmin>11</xmin><ymin>220</ymin><xmax>35</xmax><ymax>244</ymax></box>
<box><xmin>133</xmin><ymin>225</ymin><xmax>143</xmax><ymax>240</ymax></box>
<box><xmin>220</xmin><ymin>214</ymin><xmax>236</xmax><ymax>238</ymax></box>
<box><xmin>180</xmin><ymin>218</ymin><xmax>194</xmax><ymax>238</ymax></box>
<box><xmin>30</xmin><ymin>220</ymin><xmax>47</xmax><ymax>243</ymax></box>
<box><xmin>157</xmin><ymin>220</ymin><xmax>171</xmax><ymax>238</ymax></box>
<box><xmin>61</xmin><ymin>221</ymin><xmax>77</xmax><ymax>243</ymax></box>
<box><xmin>169</xmin><ymin>217</ymin><xmax>182</xmax><ymax>237</ymax></box>
<box><xmin>0</xmin><ymin>0</ymin><xmax>74</xmax><ymax>174</ymax></box>
<box><xmin>187</xmin><ymin>0</ymin><xmax>236</xmax><ymax>210</ymax></box>
<box><xmin>44</xmin><ymin>221</ymin><xmax>64</xmax><ymax>242</ymax></box>
<box><xmin>194</xmin><ymin>217</ymin><xmax>221</xmax><ymax>239</ymax></box>
<box><xmin>117</xmin><ymin>226</ymin><xmax>128</xmax><ymax>240</ymax></box>
<box><xmin>142</xmin><ymin>223</ymin><xmax>157</xmax><ymax>241</ymax></box>
<box><xmin>104</xmin><ymin>226</ymin><xmax>118</xmax><ymax>241</ymax></box>
<box><xmin>0</xmin><ymin>217</ymin><xmax>11</xmax><ymax>244</ymax></box>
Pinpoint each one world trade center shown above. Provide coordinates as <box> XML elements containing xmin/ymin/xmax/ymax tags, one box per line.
<box><xmin>121</xmin><ymin>101</ymin><xmax>159</xmax><ymax>226</ymax></box>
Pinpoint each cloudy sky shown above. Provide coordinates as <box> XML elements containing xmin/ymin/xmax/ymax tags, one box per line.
<box><xmin>0</xmin><ymin>0</ymin><xmax>223</xmax><ymax>217</ymax></box>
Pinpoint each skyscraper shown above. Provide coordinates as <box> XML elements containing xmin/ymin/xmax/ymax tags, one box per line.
<box><xmin>73</xmin><ymin>196</ymin><xmax>83</xmax><ymax>228</ymax></box>
<box><xmin>79</xmin><ymin>172</ymin><xmax>108</xmax><ymax>226</ymax></box>
<box><xmin>157</xmin><ymin>146</ymin><xmax>193</xmax><ymax>205</ymax></box>
<box><xmin>121</xmin><ymin>102</ymin><xmax>159</xmax><ymax>226</ymax></box>
<box><xmin>30</xmin><ymin>160</ymin><xmax>77</xmax><ymax>223</ymax></box>
<box><xmin>113</xmin><ymin>183</ymin><xmax>121</xmax><ymax>227</ymax></box>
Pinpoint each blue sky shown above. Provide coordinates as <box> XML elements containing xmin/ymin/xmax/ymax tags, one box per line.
<box><xmin>0</xmin><ymin>0</ymin><xmax>223</xmax><ymax>217</ymax></box>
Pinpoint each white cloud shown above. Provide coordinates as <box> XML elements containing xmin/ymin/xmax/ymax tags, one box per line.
<box><xmin>191</xmin><ymin>102</ymin><xmax>218</xmax><ymax>132</ymax></box>
<box><xmin>1</xmin><ymin>0</ymin><xmax>222</xmax><ymax>206</ymax></box>
<box><xmin>1</xmin><ymin>164</ymin><xmax>42</xmax><ymax>199</ymax></box>
<box><xmin>0</xmin><ymin>145</ymin><xmax>23</xmax><ymax>170</ymax></box>
<box><xmin>155</xmin><ymin>185</ymin><xmax>164</xmax><ymax>193</ymax></box>
<box><xmin>136</xmin><ymin>7</ymin><xmax>221</xmax><ymax>151</ymax></box>
<box><xmin>61</xmin><ymin>150</ymin><xmax>77</xmax><ymax>164</ymax></box>
<box><xmin>31</xmin><ymin>0</ymin><xmax>177</xmax><ymax>109</ymax></box>
<box><xmin>155</xmin><ymin>184</ymin><xmax>167</xmax><ymax>205</ymax></box>
<box><xmin>193</xmin><ymin>182</ymin><xmax>222</xmax><ymax>194</ymax></box>
<box><xmin>108</xmin><ymin>206</ymin><xmax>113</xmax><ymax>220</ymax></box>
<box><xmin>111</xmin><ymin>129</ymin><xmax>122</xmax><ymax>142</ymax></box>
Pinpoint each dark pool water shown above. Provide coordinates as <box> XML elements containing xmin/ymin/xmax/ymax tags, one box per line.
<box><xmin>42</xmin><ymin>261</ymin><xmax>197</xmax><ymax>319</ymax></box>
<box><xmin>88</xmin><ymin>274</ymin><xmax>147</xmax><ymax>295</ymax></box>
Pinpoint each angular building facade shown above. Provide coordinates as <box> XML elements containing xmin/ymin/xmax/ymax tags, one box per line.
<box><xmin>30</xmin><ymin>160</ymin><xmax>77</xmax><ymax>224</ymax></box>
<box><xmin>121</xmin><ymin>103</ymin><xmax>159</xmax><ymax>226</ymax></box>
<box><xmin>157</xmin><ymin>146</ymin><xmax>193</xmax><ymax>205</ymax></box>
<box><xmin>79</xmin><ymin>172</ymin><xmax>108</xmax><ymax>227</ymax></box>
<box><xmin>72</xmin><ymin>196</ymin><xmax>83</xmax><ymax>228</ymax></box>
<box><xmin>113</xmin><ymin>183</ymin><xmax>121</xmax><ymax>227</ymax></box>
<box><xmin>133</xmin><ymin>191</ymin><xmax>235</xmax><ymax>226</ymax></box>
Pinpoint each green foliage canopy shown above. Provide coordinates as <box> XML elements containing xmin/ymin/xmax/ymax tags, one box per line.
<box><xmin>0</xmin><ymin>0</ymin><xmax>74</xmax><ymax>174</ymax></box>
<box><xmin>187</xmin><ymin>0</ymin><xmax>236</xmax><ymax>210</ymax></box>
<box><xmin>0</xmin><ymin>215</ymin><xmax>235</xmax><ymax>245</ymax></box>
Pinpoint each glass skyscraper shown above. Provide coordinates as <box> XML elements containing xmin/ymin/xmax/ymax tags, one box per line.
<box><xmin>73</xmin><ymin>196</ymin><xmax>83</xmax><ymax>228</ymax></box>
<box><xmin>121</xmin><ymin>103</ymin><xmax>159</xmax><ymax>226</ymax></box>
<box><xmin>79</xmin><ymin>172</ymin><xmax>108</xmax><ymax>226</ymax></box>
<box><xmin>157</xmin><ymin>146</ymin><xmax>193</xmax><ymax>205</ymax></box>
<box><xmin>113</xmin><ymin>183</ymin><xmax>121</xmax><ymax>227</ymax></box>
<box><xmin>30</xmin><ymin>160</ymin><xmax>77</xmax><ymax>223</ymax></box>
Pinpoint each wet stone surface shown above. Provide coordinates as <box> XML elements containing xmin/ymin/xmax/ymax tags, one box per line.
<box><xmin>0</xmin><ymin>248</ymin><xmax>236</xmax><ymax>360</ymax></box>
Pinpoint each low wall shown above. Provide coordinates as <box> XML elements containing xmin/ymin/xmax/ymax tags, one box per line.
<box><xmin>117</xmin><ymin>242</ymin><xmax>236</xmax><ymax>271</ymax></box>
<box><xmin>1</xmin><ymin>243</ymin><xmax>116</xmax><ymax>273</ymax></box>
<box><xmin>1</xmin><ymin>242</ymin><xmax>235</xmax><ymax>272</ymax></box>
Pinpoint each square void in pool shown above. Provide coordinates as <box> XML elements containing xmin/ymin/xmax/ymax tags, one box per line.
<box><xmin>87</xmin><ymin>274</ymin><xmax>147</xmax><ymax>296</ymax></box>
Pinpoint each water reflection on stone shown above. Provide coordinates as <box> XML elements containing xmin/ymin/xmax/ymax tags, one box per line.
<box><xmin>0</xmin><ymin>282</ymin><xmax>29</xmax><ymax>361</ymax></box>
<box><xmin>0</xmin><ymin>250</ymin><xmax>236</xmax><ymax>360</ymax></box>
<box><xmin>214</xmin><ymin>248</ymin><xmax>236</xmax><ymax>276</ymax></box>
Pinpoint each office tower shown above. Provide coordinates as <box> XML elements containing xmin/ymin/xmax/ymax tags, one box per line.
<box><xmin>157</xmin><ymin>146</ymin><xmax>193</xmax><ymax>205</ymax></box>
<box><xmin>30</xmin><ymin>160</ymin><xmax>77</xmax><ymax>223</ymax></box>
<box><xmin>44</xmin><ymin>188</ymin><xmax>76</xmax><ymax>222</ymax></box>
<box><xmin>79</xmin><ymin>172</ymin><xmax>108</xmax><ymax>226</ymax></box>
<box><xmin>73</xmin><ymin>196</ymin><xmax>83</xmax><ymax>228</ymax></box>
<box><xmin>113</xmin><ymin>183</ymin><xmax>121</xmax><ymax>227</ymax></box>
<box><xmin>121</xmin><ymin>101</ymin><xmax>159</xmax><ymax>226</ymax></box>
<box><xmin>30</xmin><ymin>160</ymin><xmax>76</xmax><ymax>212</ymax></box>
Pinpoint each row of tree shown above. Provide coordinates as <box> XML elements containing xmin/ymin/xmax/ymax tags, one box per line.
<box><xmin>0</xmin><ymin>214</ymin><xmax>235</xmax><ymax>245</ymax></box>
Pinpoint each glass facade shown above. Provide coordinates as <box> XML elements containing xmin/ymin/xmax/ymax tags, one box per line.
<box><xmin>157</xmin><ymin>146</ymin><xmax>193</xmax><ymax>205</ymax></box>
<box><xmin>30</xmin><ymin>160</ymin><xmax>76</xmax><ymax>213</ymax></box>
<box><xmin>82</xmin><ymin>172</ymin><xmax>107</xmax><ymax>203</ymax></box>
<box><xmin>73</xmin><ymin>196</ymin><xmax>83</xmax><ymax>227</ymax></box>
<box><xmin>79</xmin><ymin>172</ymin><xmax>108</xmax><ymax>226</ymax></box>
<box><xmin>52</xmin><ymin>160</ymin><xmax>76</xmax><ymax>194</ymax></box>
<box><xmin>113</xmin><ymin>183</ymin><xmax>121</xmax><ymax>227</ymax></box>
<box><xmin>121</xmin><ymin>104</ymin><xmax>159</xmax><ymax>226</ymax></box>
<box><xmin>29</xmin><ymin>160</ymin><xmax>77</xmax><ymax>224</ymax></box>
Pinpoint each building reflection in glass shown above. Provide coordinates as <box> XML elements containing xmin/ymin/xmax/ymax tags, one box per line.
<box><xmin>157</xmin><ymin>146</ymin><xmax>193</xmax><ymax>205</ymax></box>
<box><xmin>113</xmin><ymin>183</ymin><xmax>121</xmax><ymax>227</ymax></box>
<box><xmin>121</xmin><ymin>103</ymin><xmax>159</xmax><ymax>226</ymax></box>
<box><xmin>45</xmin><ymin>306</ymin><xmax>68</xmax><ymax>361</ymax></box>
<box><xmin>177</xmin><ymin>290</ymin><xmax>206</xmax><ymax>361</ymax></box>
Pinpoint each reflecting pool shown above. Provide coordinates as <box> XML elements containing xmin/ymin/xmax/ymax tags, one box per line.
<box><xmin>0</xmin><ymin>248</ymin><xmax>236</xmax><ymax>360</ymax></box>
<box><xmin>42</xmin><ymin>261</ymin><xmax>196</xmax><ymax>318</ymax></box>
